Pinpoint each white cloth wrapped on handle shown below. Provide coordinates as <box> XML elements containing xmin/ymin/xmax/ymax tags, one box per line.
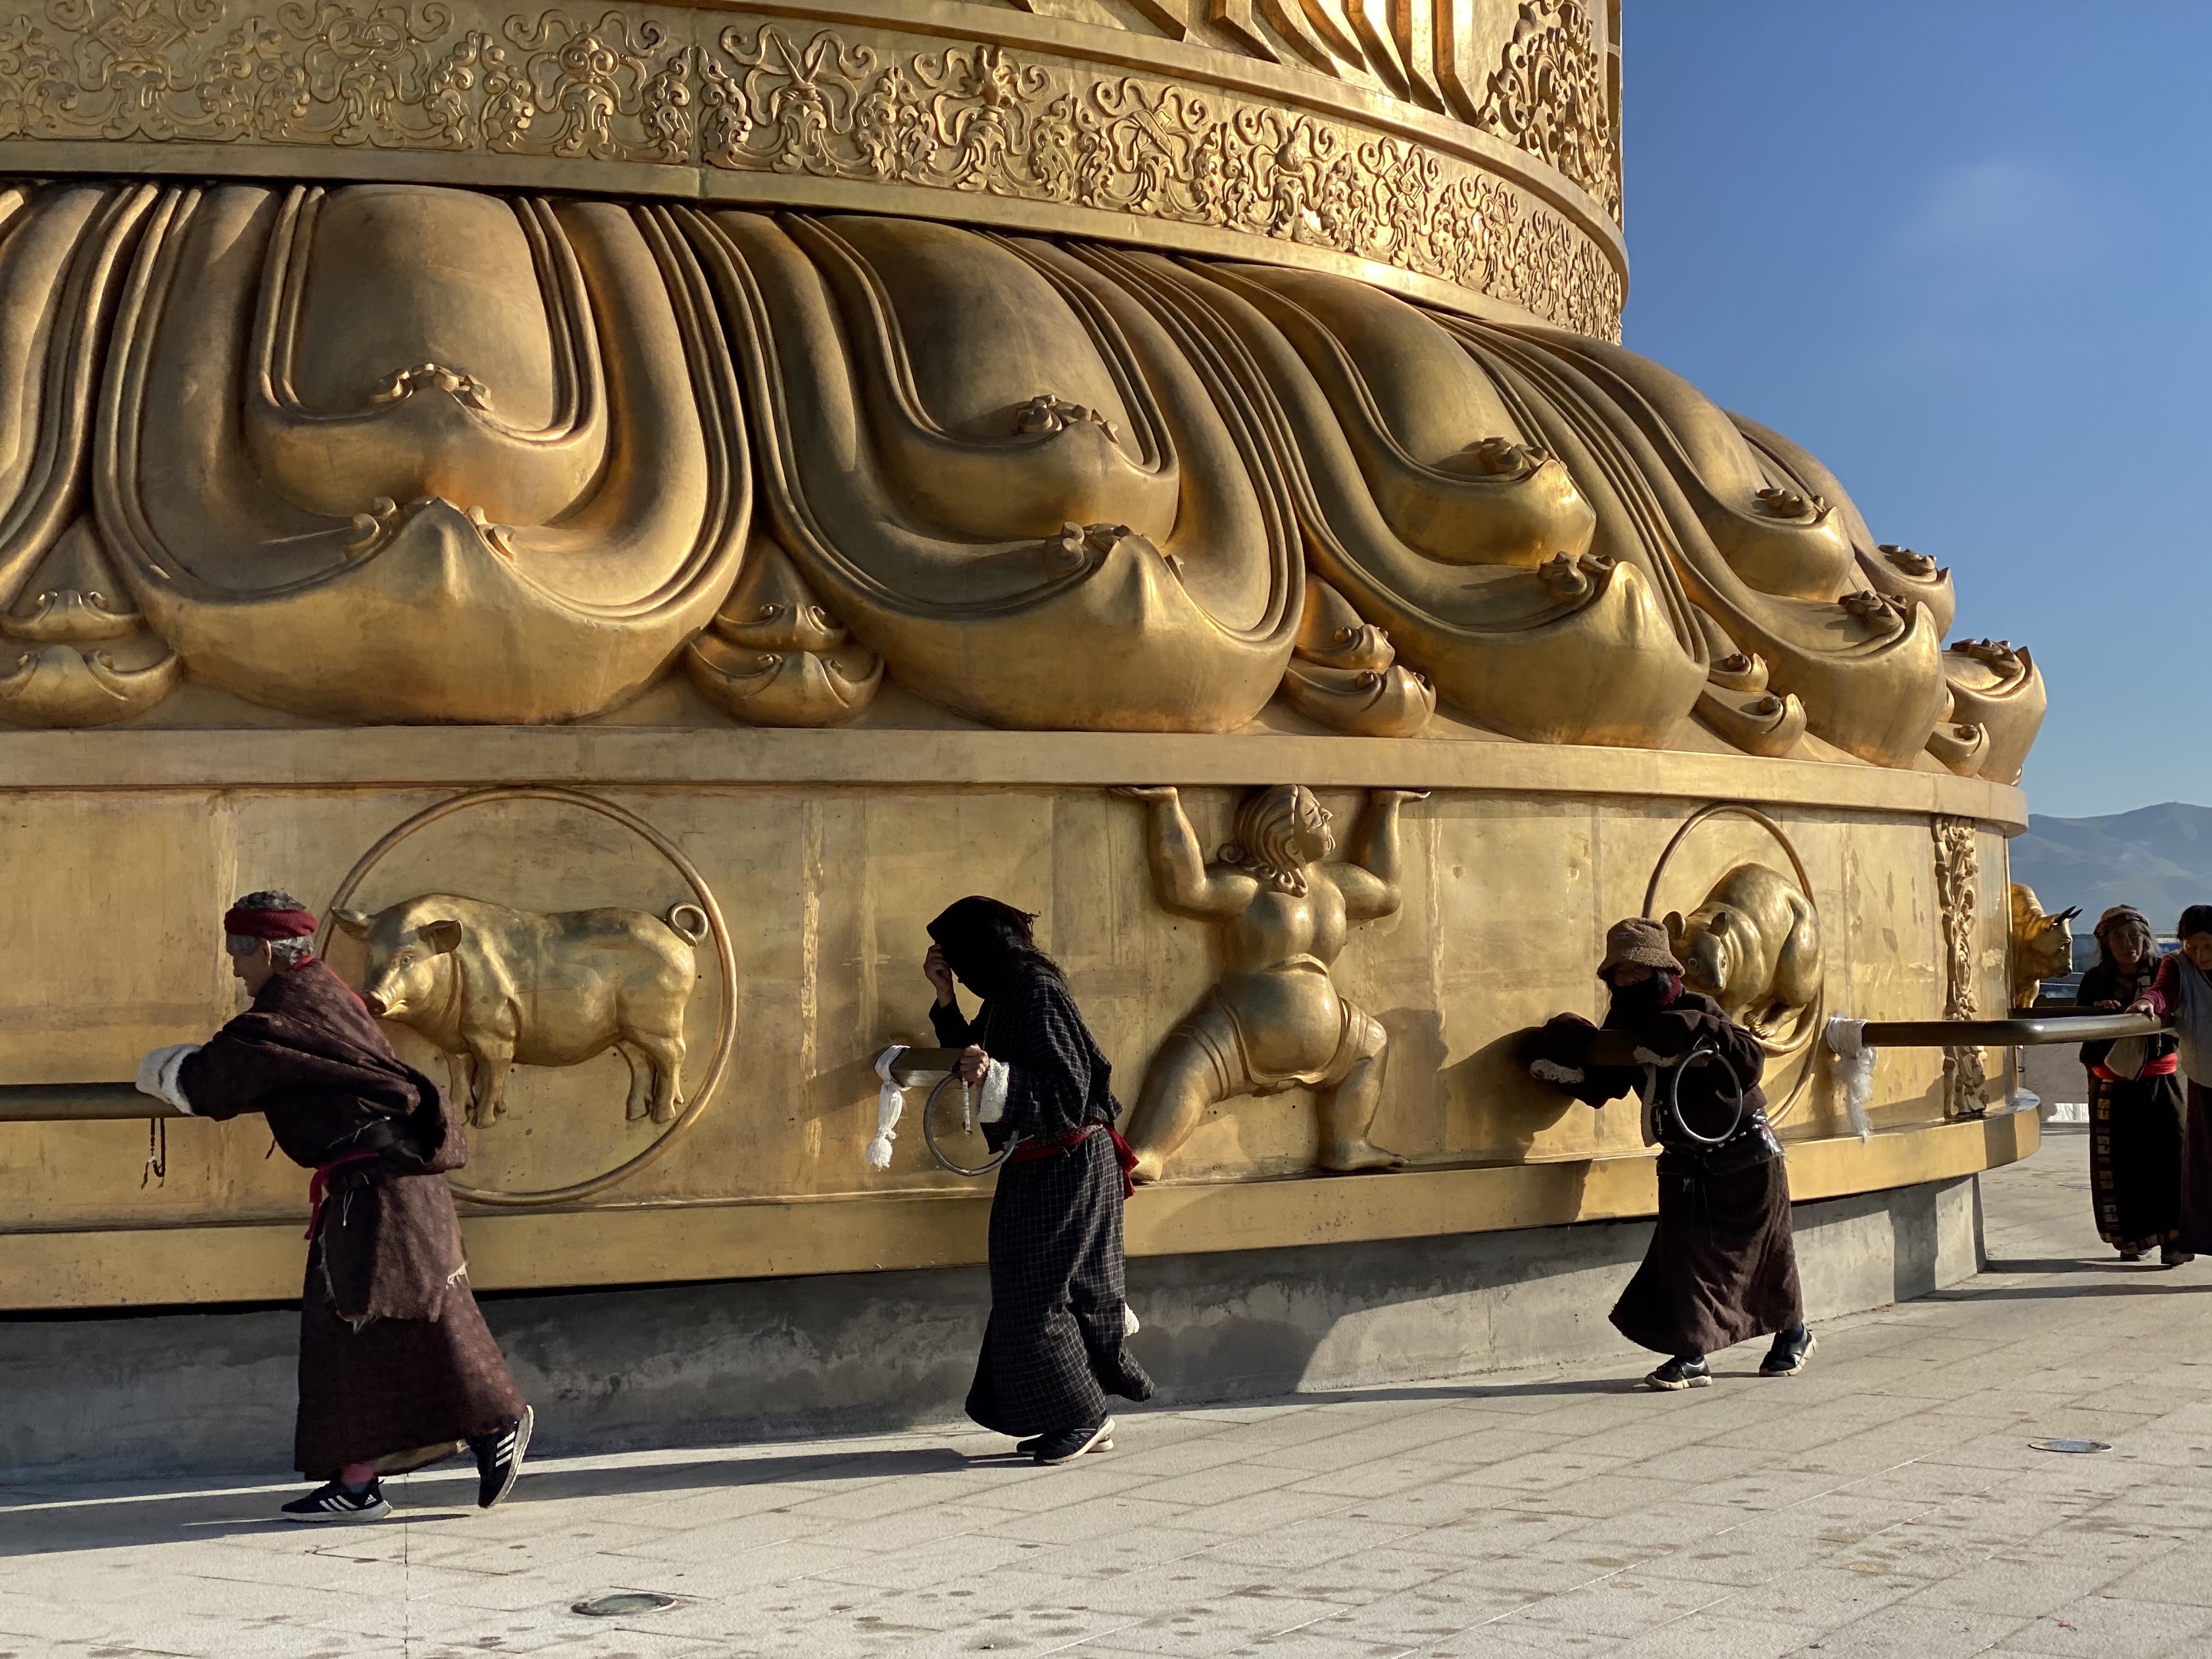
<box><xmin>1823</xmin><ymin>1015</ymin><xmax>1876</xmax><ymax>1141</ymax></box>
<box><xmin>977</xmin><ymin>1058</ymin><xmax>1008</xmax><ymax>1124</ymax></box>
<box><xmin>134</xmin><ymin>1044</ymin><xmax>201</xmax><ymax>1114</ymax></box>
<box><xmin>866</xmin><ymin>1045</ymin><xmax>910</xmax><ymax>1170</ymax></box>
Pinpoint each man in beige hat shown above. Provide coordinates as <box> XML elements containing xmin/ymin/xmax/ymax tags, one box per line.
<box><xmin>1528</xmin><ymin>917</ymin><xmax>1811</xmax><ymax>1389</ymax></box>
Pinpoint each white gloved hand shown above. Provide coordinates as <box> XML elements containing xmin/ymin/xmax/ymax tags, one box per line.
<box><xmin>134</xmin><ymin>1044</ymin><xmax>201</xmax><ymax>1114</ymax></box>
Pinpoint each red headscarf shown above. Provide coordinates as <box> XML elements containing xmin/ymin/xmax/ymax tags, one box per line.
<box><xmin>224</xmin><ymin>904</ymin><xmax>318</xmax><ymax>940</ymax></box>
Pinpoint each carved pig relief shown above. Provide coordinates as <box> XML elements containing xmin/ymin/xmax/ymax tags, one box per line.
<box><xmin>333</xmin><ymin>892</ymin><xmax>710</xmax><ymax>1128</ymax></box>
<box><xmin>1664</xmin><ymin>863</ymin><xmax>1822</xmax><ymax>1040</ymax></box>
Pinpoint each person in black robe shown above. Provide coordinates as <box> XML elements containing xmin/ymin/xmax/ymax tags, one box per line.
<box><xmin>2077</xmin><ymin>905</ymin><xmax>2184</xmax><ymax>1263</ymax></box>
<box><xmin>135</xmin><ymin>889</ymin><xmax>531</xmax><ymax>1522</ymax></box>
<box><xmin>1528</xmin><ymin>916</ymin><xmax>1810</xmax><ymax>1389</ymax></box>
<box><xmin>925</xmin><ymin>896</ymin><xmax>1153</xmax><ymax>1463</ymax></box>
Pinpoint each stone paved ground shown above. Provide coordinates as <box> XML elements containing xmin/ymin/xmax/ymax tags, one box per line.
<box><xmin>8</xmin><ymin>1124</ymin><xmax>2212</xmax><ymax>1659</ymax></box>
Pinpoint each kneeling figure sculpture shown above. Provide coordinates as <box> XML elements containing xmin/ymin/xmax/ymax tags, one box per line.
<box><xmin>1117</xmin><ymin>784</ymin><xmax>1422</xmax><ymax>1183</ymax></box>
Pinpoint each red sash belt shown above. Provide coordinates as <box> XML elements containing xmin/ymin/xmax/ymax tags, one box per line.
<box><xmin>305</xmin><ymin>1151</ymin><xmax>382</xmax><ymax>1240</ymax></box>
<box><xmin>1010</xmin><ymin>1123</ymin><xmax>1139</xmax><ymax>1198</ymax></box>
<box><xmin>2093</xmin><ymin>1054</ymin><xmax>2178</xmax><ymax>1081</ymax></box>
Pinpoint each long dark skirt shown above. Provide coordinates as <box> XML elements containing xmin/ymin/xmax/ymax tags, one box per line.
<box><xmin>2090</xmin><ymin>1072</ymin><xmax>2183</xmax><ymax>1253</ymax></box>
<box><xmin>1611</xmin><ymin>1153</ymin><xmax>1803</xmax><ymax>1359</ymax></box>
<box><xmin>296</xmin><ymin>1247</ymin><xmax>527</xmax><ymax>1479</ymax></box>
<box><xmin>2181</xmin><ymin>1081</ymin><xmax>2212</xmax><ymax>1255</ymax></box>
<box><xmin>967</xmin><ymin>1131</ymin><xmax>1154</xmax><ymax>1438</ymax></box>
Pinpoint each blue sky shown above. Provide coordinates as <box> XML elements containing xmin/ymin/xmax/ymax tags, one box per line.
<box><xmin>1620</xmin><ymin>3</ymin><xmax>2210</xmax><ymax>820</ymax></box>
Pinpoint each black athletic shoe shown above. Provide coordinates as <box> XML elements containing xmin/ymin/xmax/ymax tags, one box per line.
<box><xmin>1760</xmin><ymin>1326</ymin><xmax>1816</xmax><ymax>1377</ymax></box>
<box><xmin>1644</xmin><ymin>1356</ymin><xmax>1710</xmax><ymax>1391</ymax></box>
<box><xmin>469</xmin><ymin>1404</ymin><xmax>532</xmax><ymax>1510</ymax></box>
<box><xmin>1015</xmin><ymin>1431</ymin><xmax>1114</xmax><ymax>1456</ymax></box>
<box><xmin>280</xmin><ymin>1479</ymin><xmax>390</xmax><ymax>1523</ymax></box>
<box><xmin>1031</xmin><ymin>1418</ymin><xmax>1116</xmax><ymax>1465</ymax></box>
<box><xmin>2165</xmin><ymin>1246</ymin><xmax>2196</xmax><ymax>1268</ymax></box>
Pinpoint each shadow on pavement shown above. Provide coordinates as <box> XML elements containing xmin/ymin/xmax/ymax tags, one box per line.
<box><xmin>1929</xmin><ymin>1282</ymin><xmax>2212</xmax><ymax>1301</ymax></box>
<box><xmin>1187</xmin><ymin>1377</ymin><xmax>1644</xmax><ymax>1411</ymax></box>
<box><xmin>1983</xmin><ymin>1257</ymin><xmax>2161</xmax><ymax>1274</ymax></box>
<box><xmin>0</xmin><ymin>1498</ymin><xmax>474</xmax><ymax>1555</ymax></box>
<box><xmin>0</xmin><ymin>1445</ymin><xmax>978</xmax><ymax>1557</ymax></box>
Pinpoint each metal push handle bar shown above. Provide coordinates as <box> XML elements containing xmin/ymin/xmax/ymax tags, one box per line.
<box><xmin>0</xmin><ymin>1014</ymin><xmax>2171</xmax><ymax>1125</ymax></box>
<box><xmin>1853</xmin><ymin>1011</ymin><xmax>2167</xmax><ymax>1048</ymax></box>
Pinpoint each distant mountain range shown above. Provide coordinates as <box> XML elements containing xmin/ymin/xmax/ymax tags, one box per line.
<box><xmin>2011</xmin><ymin>803</ymin><xmax>2212</xmax><ymax>932</ymax></box>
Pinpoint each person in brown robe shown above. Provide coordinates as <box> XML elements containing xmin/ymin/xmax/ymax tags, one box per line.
<box><xmin>1528</xmin><ymin>917</ymin><xmax>1811</xmax><ymax>1390</ymax></box>
<box><xmin>2077</xmin><ymin>906</ymin><xmax>2184</xmax><ymax>1263</ymax></box>
<box><xmin>135</xmin><ymin>889</ymin><xmax>531</xmax><ymax>1522</ymax></box>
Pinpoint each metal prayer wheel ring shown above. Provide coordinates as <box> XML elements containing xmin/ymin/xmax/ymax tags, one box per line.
<box><xmin>1643</xmin><ymin>801</ymin><xmax>1825</xmax><ymax>1123</ymax></box>
<box><xmin>318</xmin><ymin>785</ymin><xmax>739</xmax><ymax>1208</ymax></box>
<box><xmin>921</xmin><ymin>1070</ymin><xmax>1008</xmax><ymax>1178</ymax></box>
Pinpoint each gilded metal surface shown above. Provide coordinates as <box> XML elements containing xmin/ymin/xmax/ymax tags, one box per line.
<box><xmin>1933</xmin><ymin>813</ymin><xmax>1990</xmax><ymax>1118</ymax></box>
<box><xmin>0</xmin><ymin>3</ymin><xmax>2052</xmax><ymax>1306</ymax></box>
<box><xmin>333</xmin><ymin>895</ymin><xmax>710</xmax><ymax>1126</ymax></box>
<box><xmin>1638</xmin><ymin>801</ymin><xmax>1824</xmax><ymax>1120</ymax></box>
<box><xmin>0</xmin><ymin>2</ymin><xmax>1625</xmax><ymax>330</ymax></box>
<box><xmin>1662</xmin><ymin>866</ymin><xmax>1820</xmax><ymax>1042</ymax></box>
<box><xmin>1116</xmin><ymin>783</ymin><xmax>1421</xmax><ymax>1181</ymax></box>
<box><xmin>2007</xmin><ymin>883</ymin><xmax>2078</xmax><ymax>1012</ymax></box>
<box><xmin>0</xmin><ymin>175</ymin><xmax>2030</xmax><ymax>774</ymax></box>
<box><xmin>316</xmin><ymin>784</ymin><xmax>738</xmax><ymax>1205</ymax></box>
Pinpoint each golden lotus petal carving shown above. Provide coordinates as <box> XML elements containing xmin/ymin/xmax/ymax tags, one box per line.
<box><xmin>0</xmin><ymin>640</ymin><xmax>181</xmax><ymax>727</ymax></box>
<box><xmin>90</xmin><ymin>183</ymin><xmax>747</xmax><ymax>723</ymax></box>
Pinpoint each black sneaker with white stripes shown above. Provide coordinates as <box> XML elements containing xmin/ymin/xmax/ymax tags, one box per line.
<box><xmin>280</xmin><ymin>1479</ymin><xmax>391</xmax><ymax>1523</ymax></box>
<box><xmin>1030</xmin><ymin>1417</ymin><xmax>1115</xmax><ymax>1465</ymax></box>
<box><xmin>469</xmin><ymin>1404</ymin><xmax>532</xmax><ymax>1510</ymax></box>
<box><xmin>1015</xmin><ymin>1430</ymin><xmax>1113</xmax><ymax>1457</ymax></box>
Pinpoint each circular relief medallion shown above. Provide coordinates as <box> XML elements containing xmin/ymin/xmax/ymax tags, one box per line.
<box><xmin>1642</xmin><ymin>803</ymin><xmax>1825</xmax><ymax>1123</ymax></box>
<box><xmin>318</xmin><ymin>785</ymin><xmax>737</xmax><ymax>1207</ymax></box>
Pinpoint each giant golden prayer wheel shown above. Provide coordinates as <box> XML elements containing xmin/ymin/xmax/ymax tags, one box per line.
<box><xmin>0</xmin><ymin>2</ymin><xmax>2041</xmax><ymax>1392</ymax></box>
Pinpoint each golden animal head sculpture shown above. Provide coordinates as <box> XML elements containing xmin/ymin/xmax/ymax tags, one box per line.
<box><xmin>1663</xmin><ymin>863</ymin><xmax>1823</xmax><ymax>1041</ymax></box>
<box><xmin>2008</xmin><ymin>884</ymin><xmax>2080</xmax><ymax>1011</ymax></box>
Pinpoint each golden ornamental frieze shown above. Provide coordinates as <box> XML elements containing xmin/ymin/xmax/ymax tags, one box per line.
<box><xmin>0</xmin><ymin>3</ymin><xmax>1624</xmax><ymax>337</ymax></box>
<box><xmin>1474</xmin><ymin>0</ymin><xmax>1618</xmax><ymax>220</ymax></box>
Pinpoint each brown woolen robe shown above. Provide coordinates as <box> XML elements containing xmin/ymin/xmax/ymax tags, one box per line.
<box><xmin>1538</xmin><ymin>987</ymin><xmax>1804</xmax><ymax>1359</ymax></box>
<box><xmin>177</xmin><ymin>959</ymin><xmax>525</xmax><ymax>1479</ymax></box>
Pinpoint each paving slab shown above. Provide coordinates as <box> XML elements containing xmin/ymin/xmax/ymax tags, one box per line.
<box><xmin>11</xmin><ymin>1125</ymin><xmax>2212</xmax><ymax>1659</ymax></box>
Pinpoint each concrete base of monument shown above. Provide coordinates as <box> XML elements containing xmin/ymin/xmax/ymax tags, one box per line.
<box><xmin>0</xmin><ymin>1176</ymin><xmax>1979</xmax><ymax>1482</ymax></box>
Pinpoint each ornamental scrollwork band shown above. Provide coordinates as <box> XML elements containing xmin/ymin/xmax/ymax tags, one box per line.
<box><xmin>0</xmin><ymin>2</ymin><xmax>1625</xmax><ymax>335</ymax></box>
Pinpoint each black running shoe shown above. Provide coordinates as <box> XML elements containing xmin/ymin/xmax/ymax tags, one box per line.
<box><xmin>1015</xmin><ymin>1431</ymin><xmax>1114</xmax><ymax>1456</ymax></box>
<box><xmin>1031</xmin><ymin>1418</ymin><xmax>1116</xmax><ymax>1465</ymax></box>
<box><xmin>1643</xmin><ymin>1356</ymin><xmax>1710</xmax><ymax>1391</ymax></box>
<box><xmin>2165</xmin><ymin>1246</ymin><xmax>2196</xmax><ymax>1267</ymax></box>
<box><xmin>280</xmin><ymin>1479</ymin><xmax>390</xmax><ymax>1523</ymax></box>
<box><xmin>1760</xmin><ymin>1326</ymin><xmax>1816</xmax><ymax>1377</ymax></box>
<box><xmin>469</xmin><ymin>1404</ymin><xmax>532</xmax><ymax>1510</ymax></box>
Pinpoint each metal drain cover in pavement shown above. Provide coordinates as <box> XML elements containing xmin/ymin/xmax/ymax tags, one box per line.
<box><xmin>2029</xmin><ymin>1438</ymin><xmax>2110</xmax><ymax>1454</ymax></box>
<box><xmin>573</xmin><ymin>1592</ymin><xmax>677</xmax><ymax>1618</ymax></box>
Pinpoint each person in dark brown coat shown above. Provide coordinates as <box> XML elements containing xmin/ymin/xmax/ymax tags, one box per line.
<box><xmin>1528</xmin><ymin>917</ymin><xmax>1812</xmax><ymax>1390</ymax></box>
<box><xmin>135</xmin><ymin>889</ymin><xmax>531</xmax><ymax>1522</ymax></box>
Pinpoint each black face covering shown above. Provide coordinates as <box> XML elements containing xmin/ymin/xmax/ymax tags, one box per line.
<box><xmin>928</xmin><ymin>896</ymin><xmax>1040</xmax><ymax>998</ymax></box>
<box><xmin>1607</xmin><ymin>972</ymin><xmax>1682</xmax><ymax>1022</ymax></box>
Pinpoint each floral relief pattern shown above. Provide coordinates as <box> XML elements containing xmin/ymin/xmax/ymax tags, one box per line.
<box><xmin>702</xmin><ymin>25</ymin><xmax>1622</xmax><ymax>337</ymax></box>
<box><xmin>1474</xmin><ymin>0</ymin><xmax>1618</xmax><ymax>220</ymax></box>
<box><xmin>1932</xmin><ymin>813</ymin><xmax>1988</xmax><ymax>1118</ymax></box>
<box><xmin>0</xmin><ymin>2</ymin><xmax>1623</xmax><ymax>336</ymax></box>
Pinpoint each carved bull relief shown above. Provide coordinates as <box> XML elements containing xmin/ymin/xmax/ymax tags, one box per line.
<box><xmin>2008</xmin><ymin>883</ymin><xmax>2078</xmax><ymax>1011</ymax></box>
<box><xmin>333</xmin><ymin>892</ymin><xmax>710</xmax><ymax>1128</ymax></box>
